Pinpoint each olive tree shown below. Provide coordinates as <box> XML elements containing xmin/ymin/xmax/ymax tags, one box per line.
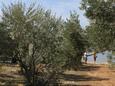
<box><xmin>81</xmin><ymin>0</ymin><xmax>115</xmax><ymax>51</ymax></box>
<box><xmin>2</xmin><ymin>2</ymin><xmax>66</xmax><ymax>85</ymax></box>
<box><xmin>64</xmin><ymin>12</ymin><xmax>88</xmax><ymax>69</ymax></box>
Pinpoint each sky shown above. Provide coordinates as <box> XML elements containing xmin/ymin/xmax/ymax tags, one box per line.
<box><xmin>0</xmin><ymin>0</ymin><xmax>89</xmax><ymax>28</ymax></box>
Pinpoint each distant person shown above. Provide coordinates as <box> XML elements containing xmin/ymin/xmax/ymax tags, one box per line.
<box><xmin>83</xmin><ymin>50</ymin><xmax>88</xmax><ymax>64</ymax></box>
<box><xmin>92</xmin><ymin>51</ymin><xmax>97</xmax><ymax>64</ymax></box>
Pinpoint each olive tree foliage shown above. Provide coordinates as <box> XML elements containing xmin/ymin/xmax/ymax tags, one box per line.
<box><xmin>64</xmin><ymin>12</ymin><xmax>88</xmax><ymax>69</ymax></box>
<box><xmin>0</xmin><ymin>23</ymin><xmax>15</xmax><ymax>62</ymax></box>
<box><xmin>81</xmin><ymin>0</ymin><xmax>115</xmax><ymax>51</ymax></box>
<box><xmin>2</xmin><ymin>2</ymin><xmax>66</xmax><ymax>85</ymax></box>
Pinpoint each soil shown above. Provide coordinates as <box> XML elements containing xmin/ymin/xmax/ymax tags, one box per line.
<box><xmin>0</xmin><ymin>64</ymin><xmax>24</xmax><ymax>86</ymax></box>
<box><xmin>0</xmin><ymin>63</ymin><xmax>115</xmax><ymax>86</ymax></box>
<box><xmin>61</xmin><ymin>63</ymin><xmax>115</xmax><ymax>86</ymax></box>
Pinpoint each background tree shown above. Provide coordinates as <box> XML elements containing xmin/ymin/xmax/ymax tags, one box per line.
<box><xmin>64</xmin><ymin>12</ymin><xmax>88</xmax><ymax>69</ymax></box>
<box><xmin>2</xmin><ymin>2</ymin><xmax>66</xmax><ymax>85</ymax></box>
<box><xmin>81</xmin><ymin>0</ymin><xmax>115</xmax><ymax>51</ymax></box>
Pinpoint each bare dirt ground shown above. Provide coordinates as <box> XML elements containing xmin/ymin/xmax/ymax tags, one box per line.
<box><xmin>0</xmin><ymin>63</ymin><xmax>115</xmax><ymax>86</ymax></box>
<box><xmin>0</xmin><ymin>64</ymin><xmax>24</xmax><ymax>86</ymax></box>
<box><xmin>61</xmin><ymin>64</ymin><xmax>115</xmax><ymax>86</ymax></box>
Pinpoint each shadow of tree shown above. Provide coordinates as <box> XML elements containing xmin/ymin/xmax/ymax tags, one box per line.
<box><xmin>58</xmin><ymin>73</ymin><xmax>109</xmax><ymax>86</ymax></box>
<box><xmin>79</xmin><ymin>64</ymin><xmax>101</xmax><ymax>71</ymax></box>
<box><xmin>0</xmin><ymin>73</ymin><xmax>24</xmax><ymax>86</ymax></box>
<box><xmin>61</xmin><ymin>74</ymin><xmax>109</xmax><ymax>81</ymax></box>
<box><xmin>59</xmin><ymin>64</ymin><xmax>110</xmax><ymax>86</ymax></box>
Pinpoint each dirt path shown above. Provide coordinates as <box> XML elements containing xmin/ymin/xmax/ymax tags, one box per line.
<box><xmin>61</xmin><ymin>64</ymin><xmax>115</xmax><ymax>86</ymax></box>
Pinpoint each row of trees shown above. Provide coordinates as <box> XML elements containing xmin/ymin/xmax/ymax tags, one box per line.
<box><xmin>0</xmin><ymin>2</ymin><xmax>87</xmax><ymax>85</ymax></box>
<box><xmin>0</xmin><ymin>0</ymin><xmax>114</xmax><ymax>85</ymax></box>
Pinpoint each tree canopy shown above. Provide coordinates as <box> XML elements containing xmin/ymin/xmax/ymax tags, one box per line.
<box><xmin>81</xmin><ymin>0</ymin><xmax>115</xmax><ymax>51</ymax></box>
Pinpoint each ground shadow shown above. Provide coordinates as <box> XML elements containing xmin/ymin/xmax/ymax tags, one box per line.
<box><xmin>61</xmin><ymin>74</ymin><xmax>109</xmax><ymax>82</ymax></box>
<box><xmin>0</xmin><ymin>78</ymin><xmax>24</xmax><ymax>86</ymax></box>
<box><xmin>0</xmin><ymin>73</ymin><xmax>24</xmax><ymax>86</ymax></box>
<box><xmin>59</xmin><ymin>64</ymin><xmax>109</xmax><ymax>86</ymax></box>
<box><xmin>59</xmin><ymin>73</ymin><xmax>109</xmax><ymax>86</ymax></box>
<box><xmin>79</xmin><ymin>64</ymin><xmax>101</xmax><ymax>71</ymax></box>
<box><xmin>0</xmin><ymin>74</ymin><xmax>15</xmax><ymax>78</ymax></box>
